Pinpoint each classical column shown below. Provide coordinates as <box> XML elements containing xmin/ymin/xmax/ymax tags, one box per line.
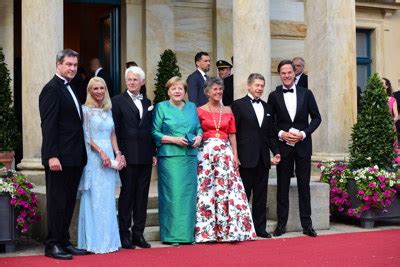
<box><xmin>232</xmin><ymin>0</ymin><xmax>270</xmax><ymax>99</ymax></box>
<box><xmin>0</xmin><ymin>0</ymin><xmax>14</xmax><ymax>90</ymax></box>
<box><xmin>305</xmin><ymin>0</ymin><xmax>357</xmax><ymax>161</ymax></box>
<box><xmin>121</xmin><ymin>0</ymin><xmax>144</xmax><ymax>91</ymax></box>
<box><xmin>18</xmin><ymin>0</ymin><xmax>63</xmax><ymax>174</ymax></box>
<box><xmin>145</xmin><ymin>0</ymin><xmax>174</xmax><ymax>101</ymax></box>
<box><xmin>215</xmin><ymin>0</ymin><xmax>233</xmax><ymax>64</ymax></box>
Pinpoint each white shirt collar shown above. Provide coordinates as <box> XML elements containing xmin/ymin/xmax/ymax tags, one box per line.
<box><xmin>197</xmin><ymin>68</ymin><xmax>207</xmax><ymax>77</ymax></box>
<box><xmin>95</xmin><ymin>67</ymin><xmax>103</xmax><ymax>77</ymax></box>
<box><xmin>55</xmin><ymin>73</ymin><xmax>69</xmax><ymax>84</ymax></box>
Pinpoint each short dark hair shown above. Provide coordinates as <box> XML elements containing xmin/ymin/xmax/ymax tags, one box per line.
<box><xmin>247</xmin><ymin>73</ymin><xmax>265</xmax><ymax>85</ymax></box>
<box><xmin>277</xmin><ymin>59</ymin><xmax>295</xmax><ymax>73</ymax></box>
<box><xmin>126</xmin><ymin>61</ymin><xmax>138</xmax><ymax>68</ymax></box>
<box><xmin>195</xmin><ymin>51</ymin><xmax>209</xmax><ymax>63</ymax></box>
<box><xmin>56</xmin><ymin>48</ymin><xmax>79</xmax><ymax>64</ymax></box>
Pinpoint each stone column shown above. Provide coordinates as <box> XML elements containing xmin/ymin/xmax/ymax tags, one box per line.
<box><xmin>305</xmin><ymin>0</ymin><xmax>357</xmax><ymax>161</ymax></box>
<box><xmin>145</xmin><ymin>0</ymin><xmax>174</xmax><ymax>101</ymax></box>
<box><xmin>121</xmin><ymin>0</ymin><xmax>144</xmax><ymax>91</ymax></box>
<box><xmin>232</xmin><ymin>0</ymin><xmax>270</xmax><ymax>100</ymax></box>
<box><xmin>18</xmin><ymin>0</ymin><xmax>63</xmax><ymax>174</ymax></box>
<box><xmin>215</xmin><ymin>0</ymin><xmax>233</xmax><ymax>63</ymax></box>
<box><xmin>0</xmin><ymin>0</ymin><xmax>14</xmax><ymax>90</ymax></box>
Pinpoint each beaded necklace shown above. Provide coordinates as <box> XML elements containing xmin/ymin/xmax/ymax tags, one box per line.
<box><xmin>208</xmin><ymin>103</ymin><xmax>223</xmax><ymax>138</ymax></box>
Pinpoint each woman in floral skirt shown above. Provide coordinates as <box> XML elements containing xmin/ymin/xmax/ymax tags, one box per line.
<box><xmin>195</xmin><ymin>77</ymin><xmax>257</xmax><ymax>242</ymax></box>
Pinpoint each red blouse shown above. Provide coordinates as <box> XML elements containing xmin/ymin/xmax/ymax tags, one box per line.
<box><xmin>197</xmin><ymin>108</ymin><xmax>236</xmax><ymax>139</ymax></box>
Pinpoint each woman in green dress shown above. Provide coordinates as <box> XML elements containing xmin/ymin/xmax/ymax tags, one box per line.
<box><xmin>152</xmin><ymin>76</ymin><xmax>202</xmax><ymax>245</ymax></box>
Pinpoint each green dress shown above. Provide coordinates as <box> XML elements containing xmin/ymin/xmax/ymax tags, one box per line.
<box><xmin>152</xmin><ymin>100</ymin><xmax>202</xmax><ymax>243</ymax></box>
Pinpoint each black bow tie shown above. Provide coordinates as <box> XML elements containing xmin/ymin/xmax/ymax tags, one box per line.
<box><xmin>283</xmin><ymin>89</ymin><xmax>294</xmax><ymax>93</ymax></box>
<box><xmin>251</xmin><ymin>98</ymin><xmax>261</xmax><ymax>103</ymax></box>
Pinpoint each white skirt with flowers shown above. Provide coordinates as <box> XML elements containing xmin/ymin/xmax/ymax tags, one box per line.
<box><xmin>195</xmin><ymin>138</ymin><xmax>257</xmax><ymax>242</ymax></box>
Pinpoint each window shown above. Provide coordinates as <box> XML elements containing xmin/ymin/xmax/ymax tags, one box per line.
<box><xmin>356</xmin><ymin>29</ymin><xmax>372</xmax><ymax>92</ymax></box>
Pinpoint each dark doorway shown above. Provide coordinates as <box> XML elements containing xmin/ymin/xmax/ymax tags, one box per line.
<box><xmin>64</xmin><ymin>1</ymin><xmax>120</xmax><ymax>97</ymax></box>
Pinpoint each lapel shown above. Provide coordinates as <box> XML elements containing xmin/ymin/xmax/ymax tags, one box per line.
<box><xmin>56</xmin><ymin>76</ymin><xmax>82</xmax><ymax>122</ymax></box>
<box><xmin>243</xmin><ymin>95</ymin><xmax>261</xmax><ymax>128</ymax></box>
<box><xmin>294</xmin><ymin>86</ymin><xmax>306</xmax><ymax>122</ymax></box>
<box><xmin>275</xmin><ymin>85</ymin><xmax>292</xmax><ymax>122</ymax></box>
<box><xmin>122</xmin><ymin>90</ymin><xmax>140</xmax><ymax>119</ymax></box>
<box><xmin>139</xmin><ymin>98</ymin><xmax>149</xmax><ymax>127</ymax></box>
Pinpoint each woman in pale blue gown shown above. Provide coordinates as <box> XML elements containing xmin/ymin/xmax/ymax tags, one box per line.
<box><xmin>78</xmin><ymin>77</ymin><xmax>125</xmax><ymax>253</ymax></box>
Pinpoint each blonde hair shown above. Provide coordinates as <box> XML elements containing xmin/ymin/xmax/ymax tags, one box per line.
<box><xmin>165</xmin><ymin>76</ymin><xmax>187</xmax><ymax>92</ymax></box>
<box><xmin>85</xmin><ymin>77</ymin><xmax>112</xmax><ymax>110</ymax></box>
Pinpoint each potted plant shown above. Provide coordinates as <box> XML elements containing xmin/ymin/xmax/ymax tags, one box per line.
<box><xmin>153</xmin><ymin>49</ymin><xmax>182</xmax><ymax>104</ymax></box>
<box><xmin>0</xmin><ymin>168</ymin><xmax>41</xmax><ymax>252</ymax></box>
<box><xmin>0</xmin><ymin>47</ymin><xmax>20</xmax><ymax>169</ymax></box>
<box><xmin>319</xmin><ymin>74</ymin><xmax>400</xmax><ymax>228</ymax></box>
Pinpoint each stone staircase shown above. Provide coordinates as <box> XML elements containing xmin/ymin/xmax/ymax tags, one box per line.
<box><xmin>30</xmin><ymin>165</ymin><xmax>329</xmax><ymax>244</ymax></box>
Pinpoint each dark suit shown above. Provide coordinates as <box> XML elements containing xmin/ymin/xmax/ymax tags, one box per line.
<box><xmin>267</xmin><ymin>85</ymin><xmax>321</xmax><ymax>228</ymax></box>
<box><xmin>112</xmin><ymin>91</ymin><xmax>155</xmax><ymax>239</ymax></box>
<box><xmin>39</xmin><ymin>75</ymin><xmax>87</xmax><ymax>246</ymax></box>
<box><xmin>296</xmin><ymin>73</ymin><xmax>308</xmax><ymax>88</ymax></box>
<box><xmin>187</xmin><ymin>70</ymin><xmax>207</xmax><ymax>107</ymax></box>
<box><xmin>223</xmin><ymin>75</ymin><xmax>234</xmax><ymax>106</ymax></box>
<box><xmin>231</xmin><ymin>96</ymin><xmax>279</xmax><ymax>234</ymax></box>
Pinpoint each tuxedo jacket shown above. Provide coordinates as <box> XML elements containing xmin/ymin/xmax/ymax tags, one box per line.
<box><xmin>267</xmin><ymin>85</ymin><xmax>321</xmax><ymax>158</ymax></box>
<box><xmin>187</xmin><ymin>70</ymin><xmax>207</xmax><ymax>107</ymax></box>
<box><xmin>296</xmin><ymin>73</ymin><xmax>308</xmax><ymax>88</ymax></box>
<box><xmin>111</xmin><ymin>91</ymin><xmax>155</xmax><ymax>165</ymax></box>
<box><xmin>223</xmin><ymin>74</ymin><xmax>234</xmax><ymax>106</ymax></box>
<box><xmin>231</xmin><ymin>96</ymin><xmax>280</xmax><ymax>169</ymax></box>
<box><xmin>39</xmin><ymin>75</ymin><xmax>87</xmax><ymax>167</ymax></box>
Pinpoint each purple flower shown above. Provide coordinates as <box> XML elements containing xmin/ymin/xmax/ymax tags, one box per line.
<box><xmin>384</xmin><ymin>190</ymin><xmax>392</xmax><ymax>197</ymax></box>
<box><xmin>9</xmin><ymin>197</ymin><xmax>17</xmax><ymax>205</ymax></box>
<box><xmin>363</xmin><ymin>196</ymin><xmax>370</xmax><ymax>201</ymax></box>
<box><xmin>25</xmin><ymin>182</ymin><xmax>33</xmax><ymax>189</ymax></box>
<box><xmin>368</xmin><ymin>182</ymin><xmax>375</xmax><ymax>188</ymax></box>
<box><xmin>16</xmin><ymin>217</ymin><xmax>25</xmax><ymax>223</ymax></box>
<box><xmin>20</xmin><ymin>211</ymin><xmax>27</xmax><ymax>217</ymax></box>
<box><xmin>379</xmin><ymin>183</ymin><xmax>386</xmax><ymax>189</ymax></box>
<box><xmin>378</xmin><ymin>175</ymin><xmax>385</xmax><ymax>182</ymax></box>
<box><xmin>384</xmin><ymin>199</ymin><xmax>391</xmax><ymax>206</ymax></box>
<box><xmin>16</xmin><ymin>188</ymin><xmax>25</xmax><ymax>195</ymax></box>
<box><xmin>357</xmin><ymin>190</ymin><xmax>365</xmax><ymax>195</ymax></box>
<box><xmin>17</xmin><ymin>199</ymin><xmax>26</xmax><ymax>206</ymax></box>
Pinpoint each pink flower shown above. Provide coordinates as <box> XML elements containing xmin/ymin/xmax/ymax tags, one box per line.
<box><xmin>384</xmin><ymin>190</ymin><xmax>392</xmax><ymax>197</ymax></box>
<box><xmin>368</xmin><ymin>182</ymin><xmax>375</xmax><ymax>188</ymax></box>
<box><xmin>357</xmin><ymin>190</ymin><xmax>365</xmax><ymax>195</ymax></box>
<box><xmin>10</xmin><ymin>197</ymin><xmax>17</xmax><ymax>205</ymax></box>
<box><xmin>16</xmin><ymin>217</ymin><xmax>25</xmax><ymax>223</ymax></box>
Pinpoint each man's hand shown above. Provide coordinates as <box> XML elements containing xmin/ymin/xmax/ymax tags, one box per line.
<box><xmin>282</xmin><ymin>131</ymin><xmax>300</xmax><ymax>144</ymax></box>
<box><xmin>271</xmin><ymin>154</ymin><xmax>281</xmax><ymax>165</ymax></box>
<box><xmin>49</xmin><ymin>157</ymin><xmax>62</xmax><ymax>171</ymax></box>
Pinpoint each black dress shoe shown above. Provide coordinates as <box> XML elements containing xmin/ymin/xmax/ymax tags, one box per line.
<box><xmin>121</xmin><ymin>236</ymin><xmax>135</xmax><ymax>249</ymax></box>
<box><xmin>273</xmin><ymin>225</ymin><xmax>286</xmax><ymax>237</ymax></box>
<box><xmin>132</xmin><ymin>235</ymin><xmax>151</xmax><ymax>248</ymax></box>
<box><xmin>303</xmin><ymin>226</ymin><xmax>318</xmax><ymax>237</ymax></box>
<box><xmin>256</xmin><ymin>231</ymin><xmax>272</xmax><ymax>238</ymax></box>
<box><xmin>45</xmin><ymin>244</ymin><xmax>73</xmax><ymax>260</ymax></box>
<box><xmin>63</xmin><ymin>245</ymin><xmax>90</xmax><ymax>255</ymax></box>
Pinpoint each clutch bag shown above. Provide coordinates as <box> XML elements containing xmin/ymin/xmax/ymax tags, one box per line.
<box><xmin>185</xmin><ymin>133</ymin><xmax>196</xmax><ymax>146</ymax></box>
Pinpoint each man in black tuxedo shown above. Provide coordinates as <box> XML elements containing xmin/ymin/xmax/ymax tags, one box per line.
<box><xmin>89</xmin><ymin>58</ymin><xmax>113</xmax><ymax>95</ymax></box>
<box><xmin>268</xmin><ymin>60</ymin><xmax>321</xmax><ymax>237</ymax></box>
<box><xmin>39</xmin><ymin>49</ymin><xmax>88</xmax><ymax>260</ymax></box>
<box><xmin>187</xmin><ymin>51</ymin><xmax>211</xmax><ymax>106</ymax></box>
<box><xmin>232</xmin><ymin>73</ymin><xmax>281</xmax><ymax>238</ymax></box>
<box><xmin>292</xmin><ymin>57</ymin><xmax>308</xmax><ymax>88</ymax></box>
<box><xmin>112</xmin><ymin>66</ymin><xmax>156</xmax><ymax>249</ymax></box>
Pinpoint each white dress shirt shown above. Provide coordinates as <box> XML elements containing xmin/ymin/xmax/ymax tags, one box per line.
<box><xmin>295</xmin><ymin>72</ymin><xmax>303</xmax><ymax>86</ymax></box>
<box><xmin>56</xmin><ymin>73</ymin><xmax>81</xmax><ymax>118</ymax></box>
<box><xmin>248</xmin><ymin>93</ymin><xmax>264</xmax><ymax>127</ymax></box>
<box><xmin>197</xmin><ymin>68</ymin><xmax>208</xmax><ymax>81</ymax></box>
<box><xmin>127</xmin><ymin>90</ymin><xmax>143</xmax><ymax>118</ymax></box>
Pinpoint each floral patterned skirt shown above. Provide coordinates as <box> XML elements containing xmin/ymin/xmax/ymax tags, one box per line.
<box><xmin>195</xmin><ymin>138</ymin><xmax>257</xmax><ymax>242</ymax></box>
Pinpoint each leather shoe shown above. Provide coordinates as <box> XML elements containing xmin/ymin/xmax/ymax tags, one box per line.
<box><xmin>63</xmin><ymin>245</ymin><xmax>90</xmax><ymax>255</ymax></box>
<box><xmin>303</xmin><ymin>226</ymin><xmax>318</xmax><ymax>237</ymax></box>
<box><xmin>45</xmin><ymin>244</ymin><xmax>72</xmax><ymax>260</ymax></box>
<box><xmin>132</xmin><ymin>235</ymin><xmax>151</xmax><ymax>248</ymax></box>
<box><xmin>273</xmin><ymin>225</ymin><xmax>286</xmax><ymax>237</ymax></box>
<box><xmin>256</xmin><ymin>231</ymin><xmax>272</xmax><ymax>238</ymax></box>
<box><xmin>121</xmin><ymin>235</ymin><xmax>135</xmax><ymax>249</ymax></box>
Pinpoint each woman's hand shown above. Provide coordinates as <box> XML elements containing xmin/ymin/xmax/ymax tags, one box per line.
<box><xmin>174</xmin><ymin>136</ymin><xmax>188</xmax><ymax>147</ymax></box>
<box><xmin>100</xmin><ymin>150</ymin><xmax>111</xmax><ymax>168</ymax></box>
<box><xmin>233</xmin><ymin>155</ymin><xmax>241</xmax><ymax>169</ymax></box>
<box><xmin>271</xmin><ymin>154</ymin><xmax>281</xmax><ymax>165</ymax></box>
<box><xmin>116</xmin><ymin>154</ymin><xmax>126</xmax><ymax>169</ymax></box>
<box><xmin>191</xmin><ymin>135</ymin><xmax>202</xmax><ymax>147</ymax></box>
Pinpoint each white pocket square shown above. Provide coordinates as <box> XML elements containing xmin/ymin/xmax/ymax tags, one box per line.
<box><xmin>148</xmin><ymin>105</ymin><xmax>154</xmax><ymax>111</ymax></box>
<box><xmin>266</xmin><ymin>113</ymin><xmax>271</xmax><ymax>116</ymax></box>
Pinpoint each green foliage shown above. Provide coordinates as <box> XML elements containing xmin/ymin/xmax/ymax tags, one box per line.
<box><xmin>0</xmin><ymin>47</ymin><xmax>20</xmax><ymax>151</ymax></box>
<box><xmin>349</xmin><ymin>73</ymin><xmax>396</xmax><ymax>169</ymax></box>
<box><xmin>153</xmin><ymin>49</ymin><xmax>181</xmax><ymax>104</ymax></box>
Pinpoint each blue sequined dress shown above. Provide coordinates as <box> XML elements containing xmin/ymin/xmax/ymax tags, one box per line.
<box><xmin>78</xmin><ymin>106</ymin><xmax>121</xmax><ymax>253</ymax></box>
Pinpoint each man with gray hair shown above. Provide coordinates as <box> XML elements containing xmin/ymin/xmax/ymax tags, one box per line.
<box><xmin>111</xmin><ymin>66</ymin><xmax>156</xmax><ymax>249</ymax></box>
<box><xmin>39</xmin><ymin>48</ymin><xmax>88</xmax><ymax>260</ymax></box>
<box><xmin>292</xmin><ymin>57</ymin><xmax>308</xmax><ymax>88</ymax></box>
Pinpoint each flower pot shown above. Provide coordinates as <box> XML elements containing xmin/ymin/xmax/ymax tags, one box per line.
<box><xmin>342</xmin><ymin>179</ymin><xmax>400</xmax><ymax>228</ymax></box>
<box><xmin>0</xmin><ymin>151</ymin><xmax>15</xmax><ymax>170</ymax></box>
<box><xmin>0</xmin><ymin>193</ymin><xmax>19</xmax><ymax>253</ymax></box>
